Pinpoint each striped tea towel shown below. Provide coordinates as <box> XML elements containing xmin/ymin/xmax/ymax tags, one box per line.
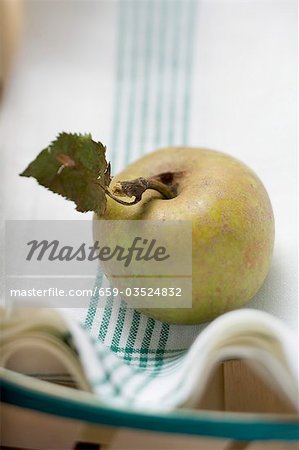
<box><xmin>3</xmin><ymin>307</ymin><xmax>297</xmax><ymax>411</ymax></box>
<box><xmin>2</xmin><ymin>1</ymin><xmax>298</xmax><ymax>412</ymax></box>
<box><xmin>81</xmin><ymin>272</ymin><xmax>206</xmax><ymax>369</ymax></box>
<box><xmin>62</xmin><ymin>308</ymin><xmax>298</xmax><ymax>411</ymax></box>
<box><xmin>70</xmin><ymin>0</ymin><xmax>203</xmax><ymax>370</ymax></box>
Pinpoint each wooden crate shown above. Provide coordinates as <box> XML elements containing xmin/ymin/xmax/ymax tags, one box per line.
<box><xmin>1</xmin><ymin>361</ymin><xmax>298</xmax><ymax>450</ymax></box>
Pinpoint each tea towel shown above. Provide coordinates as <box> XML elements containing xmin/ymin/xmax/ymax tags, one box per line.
<box><xmin>71</xmin><ymin>0</ymin><xmax>205</xmax><ymax>370</ymax></box>
<box><xmin>65</xmin><ymin>0</ymin><xmax>298</xmax><ymax>372</ymax></box>
<box><xmin>1</xmin><ymin>0</ymin><xmax>297</xmax><ymax>403</ymax></box>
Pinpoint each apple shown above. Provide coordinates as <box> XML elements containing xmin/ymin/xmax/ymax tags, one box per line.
<box><xmin>94</xmin><ymin>147</ymin><xmax>274</xmax><ymax>325</ymax></box>
<box><xmin>20</xmin><ymin>135</ymin><xmax>274</xmax><ymax>325</ymax></box>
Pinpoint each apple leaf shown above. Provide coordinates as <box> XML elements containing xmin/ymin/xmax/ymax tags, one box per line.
<box><xmin>20</xmin><ymin>133</ymin><xmax>112</xmax><ymax>214</ymax></box>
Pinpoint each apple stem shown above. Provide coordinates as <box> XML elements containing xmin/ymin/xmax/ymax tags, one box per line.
<box><xmin>146</xmin><ymin>178</ymin><xmax>177</xmax><ymax>199</ymax></box>
<box><xmin>98</xmin><ymin>174</ymin><xmax>177</xmax><ymax>206</ymax></box>
<box><xmin>104</xmin><ymin>188</ymin><xmax>141</xmax><ymax>206</ymax></box>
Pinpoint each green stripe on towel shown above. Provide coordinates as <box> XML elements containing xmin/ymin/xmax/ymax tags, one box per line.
<box><xmin>85</xmin><ymin>0</ymin><xmax>198</xmax><ymax>370</ymax></box>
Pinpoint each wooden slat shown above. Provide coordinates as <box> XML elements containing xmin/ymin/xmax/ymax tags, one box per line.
<box><xmin>223</xmin><ymin>360</ymin><xmax>296</xmax><ymax>414</ymax></box>
<box><xmin>197</xmin><ymin>363</ymin><xmax>225</xmax><ymax>411</ymax></box>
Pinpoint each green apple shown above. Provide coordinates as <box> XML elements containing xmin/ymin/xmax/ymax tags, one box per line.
<box><xmin>94</xmin><ymin>147</ymin><xmax>274</xmax><ymax>325</ymax></box>
<box><xmin>20</xmin><ymin>134</ymin><xmax>274</xmax><ymax>325</ymax></box>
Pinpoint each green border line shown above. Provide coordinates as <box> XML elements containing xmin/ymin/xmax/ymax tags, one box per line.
<box><xmin>2</xmin><ymin>377</ymin><xmax>298</xmax><ymax>441</ymax></box>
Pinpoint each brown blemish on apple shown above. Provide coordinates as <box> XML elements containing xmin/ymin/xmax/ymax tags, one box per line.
<box><xmin>244</xmin><ymin>241</ymin><xmax>264</xmax><ymax>270</ymax></box>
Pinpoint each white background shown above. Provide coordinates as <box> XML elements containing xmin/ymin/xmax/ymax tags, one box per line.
<box><xmin>0</xmin><ymin>0</ymin><xmax>297</xmax><ymax>330</ymax></box>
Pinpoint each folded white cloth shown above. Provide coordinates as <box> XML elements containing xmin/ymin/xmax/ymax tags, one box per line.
<box><xmin>0</xmin><ymin>0</ymin><xmax>297</xmax><ymax>401</ymax></box>
<box><xmin>1</xmin><ymin>307</ymin><xmax>297</xmax><ymax>411</ymax></box>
